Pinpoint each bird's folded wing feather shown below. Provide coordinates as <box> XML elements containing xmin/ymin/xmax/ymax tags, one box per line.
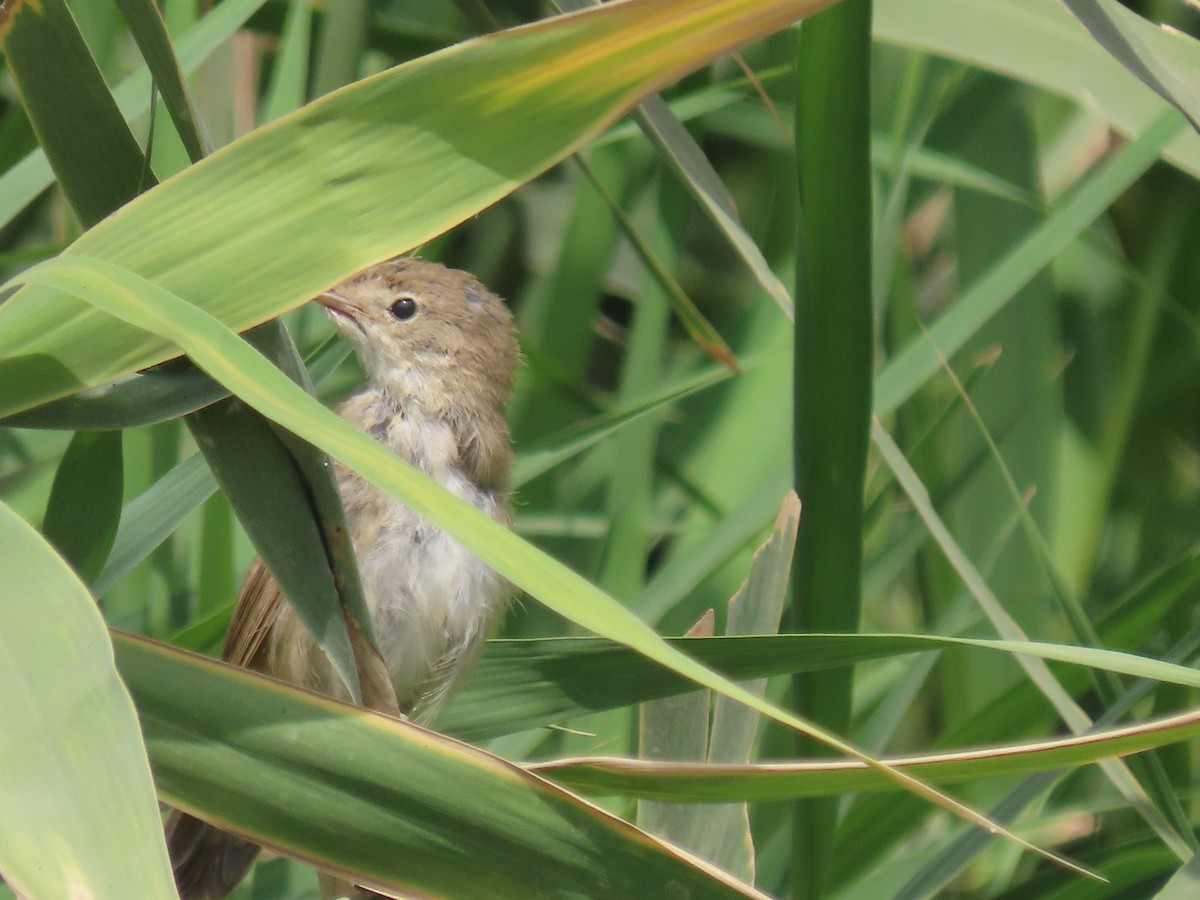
<box><xmin>222</xmin><ymin>558</ymin><xmax>284</xmax><ymax>669</ymax></box>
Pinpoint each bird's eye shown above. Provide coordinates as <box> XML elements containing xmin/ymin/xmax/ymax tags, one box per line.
<box><xmin>389</xmin><ymin>296</ymin><xmax>418</xmax><ymax>321</ymax></box>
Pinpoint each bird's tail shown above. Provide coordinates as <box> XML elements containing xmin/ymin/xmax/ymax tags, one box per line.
<box><xmin>166</xmin><ymin>810</ymin><xmax>261</xmax><ymax>900</ymax></box>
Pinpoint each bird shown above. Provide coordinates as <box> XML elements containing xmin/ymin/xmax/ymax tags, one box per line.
<box><xmin>167</xmin><ymin>257</ymin><xmax>520</xmax><ymax>899</ymax></box>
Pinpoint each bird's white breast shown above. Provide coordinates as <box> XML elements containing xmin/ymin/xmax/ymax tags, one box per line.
<box><xmin>267</xmin><ymin>406</ymin><xmax>510</xmax><ymax>721</ymax></box>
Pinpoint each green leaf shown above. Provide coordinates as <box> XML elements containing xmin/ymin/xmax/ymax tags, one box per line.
<box><xmin>42</xmin><ymin>429</ymin><xmax>124</xmax><ymax>583</ymax></box>
<box><xmin>0</xmin><ymin>0</ymin><xmax>839</xmax><ymax>419</ymax></box>
<box><xmin>114</xmin><ymin>0</ymin><xmax>208</xmax><ymax>162</ymax></box>
<box><xmin>0</xmin><ymin>0</ymin><xmax>267</xmax><ymax>228</ymax></box>
<box><xmin>448</xmin><ymin>629</ymin><xmax>1200</xmax><ymax>742</ymax></box>
<box><xmin>0</xmin><ymin>0</ymin><xmax>150</xmax><ymax>227</ymax></box>
<box><xmin>638</xmin><ymin>612</ymin><xmax>716</xmax><ymax>858</ymax></box>
<box><xmin>114</xmin><ymin>631</ymin><xmax>765</xmax><ymax>899</ymax></box>
<box><xmin>0</xmin><ymin>501</ymin><xmax>175</xmax><ymax>899</ymax></box>
<box><xmin>7</xmin><ymin>0</ymin><xmax>372</xmax><ymax>706</ymax></box>
<box><xmin>700</xmin><ymin>492</ymin><xmax>799</xmax><ymax>880</ymax></box>
<box><xmin>186</xmin><ymin>394</ymin><xmax>363</xmax><ymax>700</ymax></box>
<box><xmin>533</xmin><ymin>706</ymin><xmax>1200</xmax><ymax>802</ymax></box>
<box><xmin>446</xmin><ymin>633</ymin><xmax>923</xmax><ymax>741</ymax></box>
<box><xmin>792</xmin><ymin>2</ymin><xmax>874</xmax><ymax>892</ymax></box>
<box><xmin>1060</xmin><ymin>0</ymin><xmax>1200</xmax><ymax>132</ymax></box>
<box><xmin>0</xmin><ymin>364</ymin><xmax>226</xmax><ymax>430</ymax></box>
<box><xmin>873</xmin><ymin>0</ymin><xmax>1200</xmax><ymax>179</ymax></box>
<box><xmin>262</xmin><ymin>0</ymin><xmax>313</xmax><ymax>122</ymax></box>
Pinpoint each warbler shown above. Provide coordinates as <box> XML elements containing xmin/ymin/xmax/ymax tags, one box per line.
<box><xmin>168</xmin><ymin>258</ymin><xmax>519</xmax><ymax>899</ymax></box>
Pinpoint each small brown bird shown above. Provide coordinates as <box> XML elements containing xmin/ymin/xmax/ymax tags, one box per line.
<box><xmin>168</xmin><ymin>258</ymin><xmax>519</xmax><ymax>898</ymax></box>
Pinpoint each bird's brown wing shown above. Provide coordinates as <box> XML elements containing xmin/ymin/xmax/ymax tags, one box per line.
<box><xmin>221</xmin><ymin>558</ymin><xmax>284</xmax><ymax>669</ymax></box>
<box><xmin>167</xmin><ymin>558</ymin><xmax>280</xmax><ymax>897</ymax></box>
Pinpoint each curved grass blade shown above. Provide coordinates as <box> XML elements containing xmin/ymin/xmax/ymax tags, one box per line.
<box><xmin>0</xmin><ymin>364</ymin><xmax>227</xmax><ymax>430</ymax></box>
<box><xmin>42</xmin><ymin>429</ymin><xmax>123</xmax><ymax>584</ymax></box>
<box><xmin>186</xmin><ymin>394</ymin><xmax>364</xmax><ymax>701</ymax></box>
<box><xmin>1060</xmin><ymin>0</ymin><xmax>1200</xmax><ymax>132</ymax></box>
<box><xmin>873</xmin><ymin>0</ymin><xmax>1200</xmax><ymax>178</ymax></box>
<box><xmin>0</xmin><ymin>502</ymin><xmax>175</xmax><ymax>899</ymax></box>
<box><xmin>448</xmin><ymin>630</ymin><xmax>1200</xmax><ymax>741</ymax></box>
<box><xmin>93</xmin><ymin>452</ymin><xmax>216</xmax><ymax>597</ymax></box>
<box><xmin>2</xmin><ymin>0</ymin><xmax>376</xmax><ymax>705</ymax></box>
<box><xmin>0</xmin><ymin>0</ymin><xmax>267</xmax><ymax>229</ymax></box>
<box><xmin>531</xmin><ymin>707</ymin><xmax>1200</xmax><ymax>802</ymax></box>
<box><xmin>114</xmin><ymin>0</ymin><xmax>208</xmax><ymax>162</ymax></box>
<box><xmin>0</xmin><ymin>0</ymin><xmax>151</xmax><ymax>227</ymax></box>
<box><xmin>113</xmin><ymin>632</ymin><xmax>767</xmax><ymax>899</ymax></box>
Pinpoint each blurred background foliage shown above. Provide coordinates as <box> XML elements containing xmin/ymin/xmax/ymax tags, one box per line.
<box><xmin>2</xmin><ymin>0</ymin><xmax>1200</xmax><ymax>897</ymax></box>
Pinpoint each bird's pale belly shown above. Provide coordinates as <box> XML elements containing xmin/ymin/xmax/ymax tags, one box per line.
<box><xmin>265</xmin><ymin>464</ymin><xmax>508</xmax><ymax>720</ymax></box>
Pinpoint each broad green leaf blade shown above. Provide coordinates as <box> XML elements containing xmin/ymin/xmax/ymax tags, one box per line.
<box><xmin>1060</xmin><ymin>0</ymin><xmax>1200</xmax><ymax>132</ymax></box>
<box><xmin>0</xmin><ymin>364</ymin><xmax>227</xmax><ymax>430</ymax></box>
<box><xmin>262</xmin><ymin>0</ymin><xmax>313</xmax><ymax>122</ymax></box>
<box><xmin>0</xmin><ymin>0</ymin><xmax>267</xmax><ymax>228</ymax></box>
<box><xmin>638</xmin><ymin>612</ymin><xmax>715</xmax><ymax>855</ymax></box>
<box><xmin>447</xmin><ymin>633</ymin><xmax>929</xmax><ymax>741</ymax></box>
<box><xmin>114</xmin><ymin>0</ymin><xmax>208</xmax><ymax>162</ymax></box>
<box><xmin>531</xmin><ymin>706</ymin><xmax>1200</xmax><ymax>802</ymax></box>
<box><xmin>186</xmin><ymin>396</ymin><xmax>362</xmax><ymax>700</ymax></box>
<box><xmin>873</xmin><ymin>0</ymin><xmax>1200</xmax><ymax>178</ymax></box>
<box><xmin>114</xmin><ymin>632</ymin><xmax>766</xmax><ymax>899</ymax></box>
<box><xmin>0</xmin><ymin>318</ymin><xmax>301</xmax><ymax>432</ymax></box>
<box><xmin>92</xmin><ymin>333</ymin><xmax>355</xmax><ymax>599</ymax></box>
<box><xmin>42</xmin><ymin>430</ymin><xmax>124</xmax><ymax>583</ymax></box>
<box><xmin>0</xmin><ymin>0</ymin><xmax>151</xmax><ymax>227</ymax></box>
<box><xmin>700</xmin><ymin>492</ymin><xmax>799</xmax><ymax>881</ymax></box>
<box><xmin>0</xmin><ymin>502</ymin><xmax>175</xmax><ymax>900</ymax></box>
<box><xmin>192</xmin><ymin>320</ymin><xmax>382</xmax><ymax>707</ymax></box>
<box><xmin>94</xmin><ymin>452</ymin><xmax>216</xmax><ymax>597</ymax></box>
<box><xmin>0</xmin><ymin>0</ymin><xmax>840</xmax><ymax>419</ymax></box>
<box><xmin>449</xmin><ymin>630</ymin><xmax>1200</xmax><ymax>742</ymax></box>
<box><xmin>8</xmin><ymin>254</ymin><xmax>1085</xmax><ymax>876</ymax></box>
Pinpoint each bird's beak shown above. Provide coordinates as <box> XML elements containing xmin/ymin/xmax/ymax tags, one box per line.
<box><xmin>315</xmin><ymin>289</ymin><xmax>365</xmax><ymax>336</ymax></box>
<box><xmin>316</xmin><ymin>289</ymin><xmax>352</xmax><ymax>315</ymax></box>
